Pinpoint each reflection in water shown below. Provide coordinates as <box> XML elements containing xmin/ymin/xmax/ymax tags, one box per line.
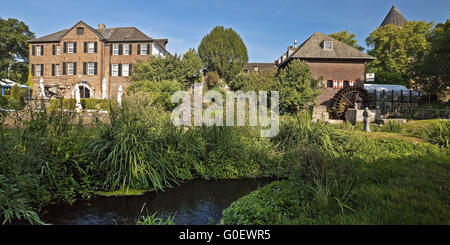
<box><xmin>42</xmin><ymin>178</ymin><xmax>274</xmax><ymax>225</ymax></box>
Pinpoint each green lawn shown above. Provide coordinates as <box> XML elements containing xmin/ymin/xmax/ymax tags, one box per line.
<box><xmin>221</xmin><ymin>121</ymin><xmax>450</xmax><ymax>225</ymax></box>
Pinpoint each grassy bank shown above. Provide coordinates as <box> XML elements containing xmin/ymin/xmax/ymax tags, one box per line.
<box><xmin>221</xmin><ymin>118</ymin><xmax>449</xmax><ymax>225</ymax></box>
<box><xmin>0</xmin><ymin>95</ymin><xmax>280</xmax><ymax>224</ymax></box>
<box><xmin>1</xmin><ymin>94</ymin><xmax>448</xmax><ymax>225</ymax></box>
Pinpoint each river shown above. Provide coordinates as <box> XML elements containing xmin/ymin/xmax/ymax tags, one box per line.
<box><xmin>41</xmin><ymin>178</ymin><xmax>274</xmax><ymax>225</ymax></box>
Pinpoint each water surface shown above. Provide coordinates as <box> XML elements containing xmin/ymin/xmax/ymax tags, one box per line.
<box><xmin>42</xmin><ymin>178</ymin><xmax>274</xmax><ymax>225</ymax></box>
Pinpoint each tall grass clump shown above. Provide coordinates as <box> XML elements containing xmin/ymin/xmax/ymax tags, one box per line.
<box><xmin>0</xmin><ymin>175</ymin><xmax>44</xmax><ymax>225</ymax></box>
<box><xmin>380</xmin><ymin>120</ymin><xmax>405</xmax><ymax>134</ymax></box>
<box><xmin>136</xmin><ymin>212</ymin><xmax>175</xmax><ymax>225</ymax></box>
<box><xmin>424</xmin><ymin>120</ymin><xmax>449</xmax><ymax>148</ymax></box>
<box><xmin>90</xmin><ymin>92</ymin><xmax>179</xmax><ymax>191</ymax></box>
<box><xmin>0</xmin><ymin>99</ymin><xmax>94</xmax><ymax>224</ymax></box>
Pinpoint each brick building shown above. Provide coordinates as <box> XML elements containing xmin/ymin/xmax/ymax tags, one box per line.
<box><xmin>28</xmin><ymin>21</ymin><xmax>169</xmax><ymax>99</ymax></box>
<box><xmin>276</xmin><ymin>32</ymin><xmax>375</xmax><ymax>106</ymax></box>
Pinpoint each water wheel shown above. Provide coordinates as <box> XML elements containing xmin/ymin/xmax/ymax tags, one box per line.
<box><xmin>331</xmin><ymin>87</ymin><xmax>373</xmax><ymax>119</ymax></box>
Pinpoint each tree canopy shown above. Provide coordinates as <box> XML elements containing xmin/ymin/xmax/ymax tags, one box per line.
<box><xmin>276</xmin><ymin>60</ymin><xmax>319</xmax><ymax>113</ymax></box>
<box><xmin>365</xmin><ymin>21</ymin><xmax>433</xmax><ymax>87</ymax></box>
<box><xmin>182</xmin><ymin>48</ymin><xmax>203</xmax><ymax>84</ymax></box>
<box><xmin>0</xmin><ymin>18</ymin><xmax>34</xmax><ymax>83</ymax></box>
<box><xmin>230</xmin><ymin>60</ymin><xmax>318</xmax><ymax>114</ymax></box>
<box><xmin>414</xmin><ymin>20</ymin><xmax>450</xmax><ymax>95</ymax></box>
<box><xmin>198</xmin><ymin>26</ymin><xmax>248</xmax><ymax>83</ymax></box>
<box><xmin>329</xmin><ymin>30</ymin><xmax>364</xmax><ymax>51</ymax></box>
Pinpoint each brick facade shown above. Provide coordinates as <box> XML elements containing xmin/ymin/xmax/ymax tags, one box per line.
<box><xmin>276</xmin><ymin>32</ymin><xmax>374</xmax><ymax>107</ymax></box>
<box><xmin>306</xmin><ymin>59</ymin><xmax>366</xmax><ymax>106</ymax></box>
<box><xmin>29</xmin><ymin>21</ymin><xmax>165</xmax><ymax>99</ymax></box>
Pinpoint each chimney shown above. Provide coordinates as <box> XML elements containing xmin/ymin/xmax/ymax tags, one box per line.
<box><xmin>98</xmin><ymin>23</ymin><xmax>106</xmax><ymax>30</ymax></box>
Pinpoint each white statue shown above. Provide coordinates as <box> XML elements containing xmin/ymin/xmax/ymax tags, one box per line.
<box><xmin>102</xmin><ymin>77</ymin><xmax>107</xmax><ymax>99</ymax></box>
<box><xmin>363</xmin><ymin>107</ymin><xmax>371</xmax><ymax>132</ymax></box>
<box><xmin>39</xmin><ymin>78</ymin><xmax>47</xmax><ymax>99</ymax></box>
<box><xmin>117</xmin><ymin>85</ymin><xmax>123</xmax><ymax>107</ymax></box>
<box><xmin>75</xmin><ymin>86</ymin><xmax>82</xmax><ymax>112</ymax></box>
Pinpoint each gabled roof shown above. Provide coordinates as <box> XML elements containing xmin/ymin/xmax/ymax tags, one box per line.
<box><xmin>29</xmin><ymin>21</ymin><xmax>161</xmax><ymax>43</ymax></box>
<box><xmin>97</xmin><ymin>27</ymin><xmax>152</xmax><ymax>42</ymax></box>
<box><xmin>243</xmin><ymin>63</ymin><xmax>275</xmax><ymax>71</ymax></box>
<box><xmin>28</xmin><ymin>29</ymin><xmax>69</xmax><ymax>43</ymax></box>
<box><xmin>380</xmin><ymin>6</ymin><xmax>408</xmax><ymax>27</ymax></box>
<box><xmin>279</xmin><ymin>32</ymin><xmax>374</xmax><ymax>66</ymax></box>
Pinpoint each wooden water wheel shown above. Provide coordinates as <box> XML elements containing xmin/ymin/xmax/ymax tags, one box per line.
<box><xmin>331</xmin><ymin>87</ymin><xmax>373</xmax><ymax>119</ymax></box>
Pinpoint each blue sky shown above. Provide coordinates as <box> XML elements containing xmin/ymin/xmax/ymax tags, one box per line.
<box><xmin>1</xmin><ymin>0</ymin><xmax>449</xmax><ymax>62</ymax></box>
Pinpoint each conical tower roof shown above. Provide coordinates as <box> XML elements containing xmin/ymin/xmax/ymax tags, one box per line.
<box><xmin>380</xmin><ymin>6</ymin><xmax>407</xmax><ymax>27</ymax></box>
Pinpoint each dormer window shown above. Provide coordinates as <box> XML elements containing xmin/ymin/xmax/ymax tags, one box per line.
<box><xmin>324</xmin><ymin>41</ymin><xmax>333</xmax><ymax>51</ymax></box>
<box><xmin>77</xmin><ymin>27</ymin><xmax>84</xmax><ymax>35</ymax></box>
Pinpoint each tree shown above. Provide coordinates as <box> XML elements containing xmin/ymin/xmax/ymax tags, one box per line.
<box><xmin>276</xmin><ymin>60</ymin><xmax>319</xmax><ymax>113</ymax></box>
<box><xmin>198</xmin><ymin>26</ymin><xmax>248</xmax><ymax>83</ymax></box>
<box><xmin>229</xmin><ymin>69</ymin><xmax>278</xmax><ymax>92</ymax></box>
<box><xmin>130</xmin><ymin>54</ymin><xmax>185</xmax><ymax>83</ymax></box>
<box><xmin>127</xmin><ymin>79</ymin><xmax>183</xmax><ymax>111</ymax></box>
<box><xmin>414</xmin><ymin>20</ymin><xmax>450</xmax><ymax>96</ymax></box>
<box><xmin>0</xmin><ymin>18</ymin><xmax>35</xmax><ymax>83</ymax></box>
<box><xmin>131</xmin><ymin>49</ymin><xmax>204</xmax><ymax>87</ymax></box>
<box><xmin>329</xmin><ymin>30</ymin><xmax>364</xmax><ymax>51</ymax></box>
<box><xmin>365</xmin><ymin>21</ymin><xmax>433</xmax><ymax>87</ymax></box>
<box><xmin>182</xmin><ymin>48</ymin><xmax>203</xmax><ymax>84</ymax></box>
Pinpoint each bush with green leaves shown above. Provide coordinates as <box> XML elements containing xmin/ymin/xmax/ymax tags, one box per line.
<box><xmin>229</xmin><ymin>69</ymin><xmax>278</xmax><ymax>92</ymax></box>
<box><xmin>127</xmin><ymin>79</ymin><xmax>183</xmax><ymax>111</ymax></box>
<box><xmin>0</xmin><ymin>101</ymin><xmax>96</xmax><ymax>224</ymax></box>
<box><xmin>130</xmin><ymin>49</ymin><xmax>203</xmax><ymax>87</ymax></box>
<box><xmin>204</xmin><ymin>71</ymin><xmax>220</xmax><ymax>88</ymax></box>
<box><xmin>276</xmin><ymin>60</ymin><xmax>319</xmax><ymax>113</ymax></box>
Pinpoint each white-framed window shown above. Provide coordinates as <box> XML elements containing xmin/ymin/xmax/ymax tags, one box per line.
<box><xmin>56</xmin><ymin>45</ymin><xmax>61</xmax><ymax>55</ymax></box>
<box><xmin>113</xmin><ymin>44</ymin><xmax>119</xmax><ymax>55</ymax></box>
<box><xmin>123</xmin><ymin>44</ymin><xmax>130</xmax><ymax>55</ymax></box>
<box><xmin>141</xmin><ymin>44</ymin><xmax>148</xmax><ymax>55</ymax></box>
<box><xmin>122</xmin><ymin>64</ymin><xmax>129</xmax><ymax>77</ymax></box>
<box><xmin>324</xmin><ymin>41</ymin><xmax>333</xmax><ymax>51</ymax></box>
<box><xmin>68</xmin><ymin>42</ymin><xmax>75</xmax><ymax>53</ymax></box>
<box><xmin>56</xmin><ymin>64</ymin><xmax>60</xmax><ymax>76</ymax></box>
<box><xmin>68</xmin><ymin>63</ymin><xmax>74</xmax><ymax>75</ymax></box>
<box><xmin>88</xmin><ymin>62</ymin><xmax>95</xmax><ymax>75</ymax></box>
<box><xmin>36</xmin><ymin>46</ymin><xmax>42</xmax><ymax>56</ymax></box>
<box><xmin>88</xmin><ymin>42</ymin><xmax>95</xmax><ymax>53</ymax></box>
<box><xmin>112</xmin><ymin>64</ymin><xmax>119</xmax><ymax>76</ymax></box>
<box><xmin>36</xmin><ymin>64</ymin><xmax>42</xmax><ymax>76</ymax></box>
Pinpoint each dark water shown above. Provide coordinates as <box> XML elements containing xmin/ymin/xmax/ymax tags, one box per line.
<box><xmin>42</xmin><ymin>178</ymin><xmax>274</xmax><ymax>225</ymax></box>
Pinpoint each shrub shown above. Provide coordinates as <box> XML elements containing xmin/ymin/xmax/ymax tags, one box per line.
<box><xmin>127</xmin><ymin>79</ymin><xmax>183</xmax><ymax>111</ymax></box>
<box><xmin>48</xmin><ymin>98</ymin><xmax>112</xmax><ymax>111</ymax></box>
<box><xmin>221</xmin><ymin>181</ymin><xmax>309</xmax><ymax>225</ymax></box>
<box><xmin>424</xmin><ymin>120</ymin><xmax>449</xmax><ymax>148</ymax></box>
<box><xmin>204</xmin><ymin>71</ymin><xmax>220</xmax><ymax>87</ymax></box>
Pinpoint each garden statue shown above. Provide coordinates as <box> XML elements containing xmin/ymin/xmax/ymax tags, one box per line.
<box><xmin>363</xmin><ymin>107</ymin><xmax>370</xmax><ymax>132</ymax></box>
<box><xmin>39</xmin><ymin>78</ymin><xmax>47</xmax><ymax>99</ymax></box>
<box><xmin>117</xmin><ymin>85</ymin><xmax>123</xmax><ymax>107</ymax></box>
<box><xmin>75</xmin><ymin>86</ymin><xmax>82</xmax><ymax>112</ymax></box>
<box><xmin>102</xmin><ymin>77</ymin><xmax>107</xmax><ymax>99</ymax></box>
